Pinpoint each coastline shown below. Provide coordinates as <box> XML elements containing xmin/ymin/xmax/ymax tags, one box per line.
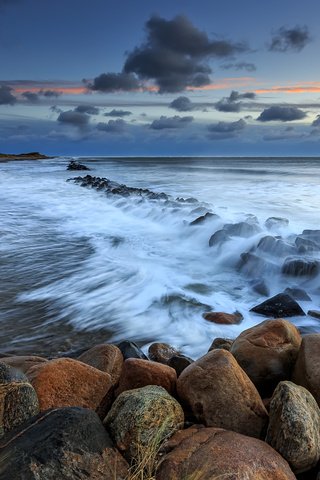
<box><xmin>0</xmin><ymin>152</ymin><xmax>52</xmax><ymax>163</ymax></box>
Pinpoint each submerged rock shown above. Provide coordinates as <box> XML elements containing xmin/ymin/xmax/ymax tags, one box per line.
<box><xmin>284</xmin><ymin>287</ymin><xmax>312</xmax><ymax>301</ymax></box>
<box><xmin>67</xmin><ymin>160</ymin><xmax>90</xmax><ymax>171</ymax></box>
<box><xmin>282</xmin><ymin>257</ymin><xmax>320</xmax><ymax>277</ymax></box>
<box><xmin>251</xmin><ymin>279</ymin><xmax>270</xmax><ymax>296</ymax></box>
<box><xmin>224</xmin><ymin>221</ymin><xmax>261</xmax><ymax>237</ymax></box>
<box><xmin>203</xmin><ymin>311</ymin><xmax>242</xmax><ymax>324</ymax></box>
<box><xmin>148</xmin><ymin>343</ymin><xmax>180</xmax><ymax>364</ymax></box>
<box><xmin>250</xmin><ymin>293</ymin><xmax>305</xmax><ymax>317</ymax></box>
<box><xmin>189</xmin><ymin>212</ymin><xmax>218</xmax><ymax>225</ymax></box>
<box><xmin>308</xmin><ymin>310</ymin><xmax>320</xmax><ymax>319</ymax></box>
<box><xmin>208</xmin><ymin>228</ymin><xmax>230</xmax><ymax>247</ymax></box>
<box><xmin>257</xmin><ymin>235</ymin><xmax>296</xmax><ymax>257</ymax></box>
<box><xmin>265</xmin><ymin>217</ymin><xmax>289</xmax><ymax>230</ymax></box>
<box><xmin>240</xmin><ymin>252</ymin><xmax>278</xmax><ymax>277</ymax></box>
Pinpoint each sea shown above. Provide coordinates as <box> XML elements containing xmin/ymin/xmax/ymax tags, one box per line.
<box><xmin>0</xmin><ymin>156</ymin><xmax>319</xmax><ymax>358</ymax></box>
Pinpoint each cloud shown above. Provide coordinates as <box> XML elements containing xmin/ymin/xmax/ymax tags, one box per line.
<box><xmin>215</xmin><ymin>90</ymin><xmax>256</xmax><ymax>112</ymax></box>
<box><xmin>96</xmin><ymin>119</ymin><xmax>127</xmax><ymax>133</ymax></box>
<box><xmin>0</xmin><ymin>85</ymin><xmax>16</xmax><ymax>105</ymax></box>
<box><xmin>269</xmin><ymin>25</ymin><xmax>311</xmax><ymax>52</ymax></box>
<box><xmin>88</xmin><ymin>73</ymin><xmax>140</xmax><ymax>93</ymax></box>
<box><xmin>57</xmin><ymin>110</ymin><xmax>90</xmax><ymax>127</ymax></box>
<box><xmin>39</xmin><ymin>89</ymin><xmax>62</xmax><ymax>98</ymax></box>
<box><xmin>257</xmin><ymin>106</ymin><xmax>307</xmax><ymax>122</ymax></box>
<box><xmin>150</xmin><ymin>115</ymin><xmax>194</xmax><ymax>130</ymax></box>
<box><xmin>312</xmin><ymin>115</ymin><xmax>320</xmax><ymax>127</ymax></box>
<box><xmin>169</xmin><ymin>96</ymin><xmax>194</xmax><ymax>112</ymax></box>
<box><xmin>104</xmin><ymin>109</ymin><xmax>132</xmax><ymax>117</ymax></box>
<box><xmin>207</xmin><ymin>118</ymin><xmax>246</xmax><ymax>139</ymax></box>
<box><xmin>221</xmin><ymin>62</ymin><xmax>256</xmax><ymax>72</ymax></box>
<box><xmin>75</xmin><ymin>105</ymin><xmax>99</xmax><ymax>114</ymax></box>
<box><xmin>22</xmin><ymin>91</ymin><xmax>40</xmax><ymax>103</ymax></box>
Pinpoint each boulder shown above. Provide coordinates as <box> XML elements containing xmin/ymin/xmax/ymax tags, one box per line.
<box><xmin>208</xmin><ymin>337</ymin><xmax>233</xmax><ymax>352</ymax></box>
<box><xmin>116</xmin><ymin>358</ymin><xmax>177</xmax><ymax>396</ymax></box>
<box><xmin>282</xmin><ymin>258</ymin><xmax>320</xmax><ymax>277</ymax></box>
<box><xmin>0</xmin><ymin>380</ymin><xmax>39</xmax><ymax>437</ymax></box>
<box><xmin>308</xmin><ymin>310</ymin><xmax>320</xmax><ymax>320</ymax></box>
<box><xmin>292</xmin><ymin>334</ymin><xmax>320</xmax><ymax>406</ymax></box>
<box><xmin>0</xmin><ymin>356</ymin><xmax>47</xmax><ymax>375</ymax></box>
<box><xmin>208</xmin><ymin>229</ymin><xmax>230</xmax><ymax>247</ymax></box>
<box><xmin>0</xmin><ymin>407</ymin><xmax>129</xmax><ymax>479</ymax></box>
<box><xmin>67</xmin><ymin>160</ymin><xmax>90</xmax><ymax>171</ymax></box>
<box><xmin>231</xmin><ymin>319</ymin><xmax>301</xmax><ymax>396</ymax></box>
<box><xmin>203</xmin><ymin>311</ymin><xmax>242</xmax><ymax>324</ymax></box>
<box><xmin>265</xmin><ymin>217</ymin><xmax>289</xmax><ymax>230</ymax></box>
<box><xmin>78</xmin><ymin>344</ymin><xmax>123</xmax><ymax>385</ymax></box>
<box><xmin>104</xmin><ymin>385</ymin><xmax>184</xmax><ymax>462</ymax></box>
<box><xmin>189</xmin><ymin>212</ymin><xmax>217</xmax><ymax>225</ymax></box>
<box><xmin>148</xmin><ymin>343</ymin><xmax>180</xmax><ymax>364</ymax></box>
<box><xmin>117</xmin><ymin>340</ymin><xmax>148</xmax><ymax>360</ymax></box>
<box><xmin>224</xmin><ymin>221</ymin><xmax>261</xmax><ymax>237</ymax></box>
<box><xmin>250</xmin><ymin>293</ymin><xmax>305</xmax><ymax>317</ymax></box>
<box><xmin>240</xmin><ymin>252</ymin><xmax>277</xmax><ymax>277</ymax></box>
<box><xmin>266</xmin><ymin>381</ymin><xmax>320</xmax><ymax>474</ymax></box>
<box><xmin>252</xmin><ymin>279</ymin><xmax>270</xmax><ymax>296</ymax></box>
<box><xmin>0</xmin><ymin>361</ymin><xmax>29</xmax><ymax>383</ymax></box>
<box><xmin>295</xmin><ymin>236</ymin><xmax>320</xmax><ymax>253</ymax></box>
<box><xmin>28</xmin><ymin>358</ymin><xmax>113</xmax><ymax>413</ymax></box>
<box><xmin>257</xmin><ymin>235</ymin><xmax>296</xmax><ymax>257</ymax></box>
<box><xmin>284</xmin><ymin>287</ymin><xmax>312</xmax><ymax>301</ymax></box>
<box><xmin>167</xmin><ymin>355</ymin><xmax>194</xmax><ymax>377</ymax></box>
<box><xmin>156</xmin><ymin>425</ymin><xmax>295</xmax><ymax>480</ymax></box>
<box><xmin>177</xmin><ymin>349</ymin><xmax>268</xmax><ymax>438</ymax></box>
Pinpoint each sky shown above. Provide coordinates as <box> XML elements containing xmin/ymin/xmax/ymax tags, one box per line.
<box><xmin>1</xmin><ymin>0</ymin><xmax>320</xmax><ymax>156</ymax></box>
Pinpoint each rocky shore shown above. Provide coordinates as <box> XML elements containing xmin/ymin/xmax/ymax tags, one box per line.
<box><xmin>1</xmin><ymin>319</ymin><xmax>320</xmax><ymax>479</ymax></box>
<box><xmin>0</xmin><ymin>152</ymin><xmax>51</xmax><ymax>162</ymax></box>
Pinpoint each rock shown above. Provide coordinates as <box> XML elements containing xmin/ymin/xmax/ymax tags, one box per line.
<box><xmin>265</xmin><ymin>217</ymin><xmax>289</xmax><ymax>230</ymax></box>
<box><xmin>250</xmin><ymin>293</ymin><xmax>305</xmax><ymax>317</ymax></box>
<box><xmin>203</xmin><ymin>311</ymin><xmax>242</xmax><ymax>324</ymax></box>
<box><xmin>292</xmin><ymin>334</ymin><xmax>320</xmax><ymax>406</ymax></box>
<box><xmin>302</xmin><ymin>229</ymin><xmax>320</xmax><ymax>243</ymax></box>
<box><xmin>257</xmin><ymin>235</ymin><xmax>296</xmax><ymax>257</ymax></box>
<box><xmin>189</xmin><ymin>212</ymin><xmax>217</xmax><ymax>225</ymax></box>
<box><xmin>284</xmin><ymin>287</ymin><xmax>312</xmax><ymax>301</ymax></box>
<box><xmin>208</xmin><ymin>229</ymin><xmax>230</xmax><ymax>247</ymax></box>
<box><xmin>0</xmin><ymin>407</ymin><xmax>129</xmax><ymax>479</ymax></box>
<box><xmin>295</xmin><ymin>236</ymin><xmax>320</xmax><ymax>253</ymax></box>
<box><xmin>208</xmin><ymin>337</ymin><xmax>233</xmax><ymax>351</ymax></box>
<box><xmin>116</xmin><ymin>358</ymin><xmax>177</xmax><ymax>396</ymax></box>
<box><xmin>240</xmin><ymin>252</ymin><xmax>278</xmax><ymax>277</ymax></box>
<box><xmin>104</xmin><ymin>385</ymin><xmax>184</xmax><ymax>462</ymax></box>
<box><xmin>0</xmin><ymin>361</ymin><xmax>29</xmax><ymax>383</ymax></box>
<box><xmin>308</xmin><ymin>310</ymin><xmax>320</xmax><ymax>319</ymax></box>
<box><xmin>282</xmin><ymin>258</ymin><xmax>320</xmax><ymax>277</ymax></box>
<box><xmin>177</xmin><ymin>349</ymin><xmax>268</xmax><ymax>438</ymax></box>
<box><xmin>252</xmin><ymin>279</ymin><xmax>270</xmax><ymax>296</ymax></box>
<box><xmin>67</xmin><ymin>160</ymin><xmax>90</xmax><ymax>171</ymax></box>
<box><xmin>117</xmin><ymin>340</ymin><xmax>148</xmax><ymax>360</ymax></box>
<box><xmin>266</xmin><ymin>381</ymin><xmax>320</xmax><ymax>474</ymax></box>
<box><xmin>167</xmin><ymin>355</ymin><xmax>194</xmax><ymax>377</ymax></box>
<box><xmin>28</xmin><ymin>358</ymin><xmax>113</xmax><ymax>413</ymax></box>
<box><xmin>148</xmin><ymin>343</ymin><xmax>180</xmax><ymax>364</ymax></box>
<box><xmin>0</xmin><ymin>356</ymin><xmax>47</xmax><ymax>377</ymax></box>
<box><xmin>231</xmin><ymin>319</ymin><xmax>302</xmax><ymax>396</ymax></box>
<box><xmin>78</xmin><ymin>344</ymin><xmax>123</xmax><ymax>385</ymax></box>
<box><xmin>0</xmin><ymin>380</ymin><xmax>39</xmax><ymax>437</ymax></box>
<box><xmin>224</xmin><ymin>221</ymin><xmax>261</xmax><ymax>237</ymax></box>
<box><xmin>156</xmin><ymin>425</ymin><xmax>295</xmax><ymax>480</ymax></box>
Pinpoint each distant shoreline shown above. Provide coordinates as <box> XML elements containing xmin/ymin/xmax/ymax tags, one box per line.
<box><xmin>0</xmin><ymin>152</ymin><xmax>53</xmax><ymax>163</ymax></box>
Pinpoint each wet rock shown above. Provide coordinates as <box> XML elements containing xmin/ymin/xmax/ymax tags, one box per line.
<box><xmin>167</xmin><ymin>355</ymin><xmax>194</xmax><ymax>377</ymax></box>
<box><xmin>224</xmin><ymin>221</ymin><xmax>261</xmax><ymax>237</ymax></box>
<box><xmin>0</xmin><ymin>356</ymin><xmax>47</xmax><ymax>375</ymax></box>
<box><xmin>302</xmin><ymin>229</ymin><xmax>320</xmax><ymax>243</ymax></box>
<box><xmin>292</xmin><ymin>334</ymin><xmax>320</xmax><ymax>406</ymax></box>
<box><xmin>208</xmin><ymin>228</ymin><xmax>230</xmax><ymax>247</ymax></box>
<box><xmin>203</xmin><ymin>311</ymin><xmax>242</xmax><ymax>324</ymax></box>
<box><xmin>67</xmin><ymin>160</ymin><xmax>90</xmax><ymax>171</ymax></box>
<box><xmin>0</xmin><ymin>407</ymin><xmax>129</xmax><ymax>479</ymax></box>
<box><xmin>116</xmin><ymin>358</ymin><xmax>177</xmax><ymax>396</ymax></box>
<box><xmin>231</xmin><ymin>319</ymin><xmax>301</xmax><ymax>396</ymax></box>
<box><xmin>177</xmin><ymin>349</ymin><xmax>268</xmax><ymax>438</ymax></box>
<box><xmin>284</xmin><ymin>287</ymin><xmax>312</xmax><ymax>301</ymax></box>
<box><xmin>0</xmin><ymin>380</ymin><xmax>39</xmax><ymax>437</ymax></box>
<box><xmin>28</xmin><ymin>358</ymin><xmax>113</xmax><ymax>413</ymax></box>
<box><xmin>250</xmin><ymin>293</ymin><xmax>305</xmax><ymax>317</ymax></box>
<box><xmin>308</xmin><ymin>310</ymin><xmax>320</xmax><ymax>319</ymax></box>
<box><xmin>240</xmin><ymin>252</ymin><xmax>277</xmax><ymax>277</ymax></box>
<box><xmin>295</xmin><ymin>236</ymin><xmax>320</xmax><ymax>253</ymax></box>
<box><xmin>208</xmin><ymin>337</ymin><xmax>233</xmax><ymax>352</ymax></box>
<box><xmin>148</xmin><ymin>343</ymin><xmax>180</xmax><ymax>364</ymax></box>
<box><xmin>282</xmin><ymin>257</ymin><xmax>320</xmax><ymax>277</ymax></box>
<box><xmin>257</xmin><ymin>235</ymin><xmax>296</xmax><ymax>257</ymax></box>
<box><xmin>266</xmin><ymin>381</ymin><xmax>320</xmax><ymax>474</ymax></box>
<box><xmin>189</xmin><ymin>212</ymin><xmax>218</xmax><ymax>225</ymax></box>
<box><xmin>0</xmin><ymin>361</ymin><xmax>29</xmax><ymax>383</ymax></box>
<box><xmin>156</xmin><ymin>425</ymin><xmax>295</xmax><ymax>480</ymax></box>
<box><xmin>104</xmin><ymin>385</ymin><xmax>184</xmax><ymax>462</ymax></box>
<box><xmin>252</xmin><ymin>279</ymin><xmax>270</xmax><ymax>296</ymax></box>
<box><xmin>117</xmin><ymin>340</ymin><xmax>148</xmax><ymax>360</ymax></box>
<box><xmin>265</xmin><ymin>217</ymin><xmax>289</xmax><ymax>230</ymax></box>
<box><xmin>78</xmin><ymin>344</ymin><xmax>123</xmax><ymax>385</ymax></box>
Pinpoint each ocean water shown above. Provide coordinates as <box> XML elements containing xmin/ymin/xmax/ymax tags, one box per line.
<box><xmin>0</xmin><ymin>156</ymin><xmax>319</xmax><ymax>358</ymax></box>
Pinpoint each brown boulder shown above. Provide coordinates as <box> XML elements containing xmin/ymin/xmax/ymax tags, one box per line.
<box><xmin>203</xmin><ymin>311</ymin><xmax>242</xmax><ymax>324</ymax></box>
<box><xmin>156</xmin><ymin>425</ymin><xmax>295</xmax><ymax>480</ymax></box>
<box><xmin>116</xmin><ymin>358</ymin><xmax>177</xmax><ymax>396</ymax></box>
<box><xmin>1</xmin><ymin>356</ymin><xmax>47</xmax><ymax>375</ymax></box>
<box><xmin>28</xmin><ymin>358</ymin><xmax>113</xmax><ymax>413</ymax></box>
<box><xmin>177</xmin><ymin>349</ymin><xmax>268</xmax><ymax>438</ymax></box>
<box><xmin>208</xmin><ymin>337</ymin><xmax>233</xmax><ymax>352</ymax></box>
<box><xmin>266</xmin><ymin>381</ymin><xmax>320</xmax><ymax>474</ymax></box>
<box><xmin>231</xmin><ymin>318</ymin><xmax>301</xmax><ymax>396</ymax></box>
<box><xmin>292</xmin><ymin>334</ymin><xmax>320</xmax><ymax>406</ymax></box>
<box><xmin>148</xmin><ymin>343</ymin><xmax>180</xmax><ymax>364</ymax></box>
<box><xmin>78</xmin><ymin>344</ymin><xmax>123</xmax><ymax>385</ymax></box>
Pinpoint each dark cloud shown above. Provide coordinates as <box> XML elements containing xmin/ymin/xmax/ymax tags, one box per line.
<box><xmin>150</xmin><ymin>115</ymin><xmax>194</xmax><ymax>130</ymax></box>
<box><xmin>75</xmin><ymin>105</ymin><xmax>99</xmax><ymax>115</ymax></box>
<box><xmin>215</xmin><ymin>90</ymin><xmax>256</xmax><ymax>112</ymax></box>
<box><xmin>312</xmin><ymin>115</ymin><xmax>320</xmax><ymax>127</ymax></box>
<box><xmin>207</xmin><ymin>118</ymin><xmax>246</xmax><ymax>139</ymax></box>
<box><xmin>269</xmin><ymin>26</ymin><xmax>311</xmax><ymax>52</ymax></box>
<box><xmin>0</xmin><ymin>85</ymin><xmax>16</xmax><ymax>105</ymax></box>
<box><xmin>104</xmin><ymin>109</ymin><xmax>132</xmax><ymax>117</ymax></box>
<box><xmin>39</xmin><ymin>89</ymin><xmax>62</xmax><ymax>98</ymax></box>
<box><xmin>88</xmin><ymin>73</ymin><xmax>140</xmax><ymax>93</ymax></box>
<box><xmin>57</xmin><ymin>110</ymin><xmax>90</xmax><ymax>127</ymax></box>
<box><xmin>96</xmin><ymin>119</ymin><xmax>126</xmax><ymax>133</ymax></box>
<box><xmin>221</xmin><ymin>62</ymin><xmax>256</xmax><ymax>72</ymax></box>
<box><xmin>257</xmin><ymin>106</ymin><xmax>307</xmax><ymax>122</ymax></box>
<box><xmin>169</xmin><ymin>96</ymin><xmax>194</xmax><ymax>112</ymax></box>
<box><xmin>22</xmin><ymin>91</ymin><xmax>39</xmax><ymax>103</ymax></box>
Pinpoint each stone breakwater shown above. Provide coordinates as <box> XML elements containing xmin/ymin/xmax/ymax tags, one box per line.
<box><xmin>1</xmin><ymin>320</ymin><xmax>320</xmax><ymax>479</ymax></box>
